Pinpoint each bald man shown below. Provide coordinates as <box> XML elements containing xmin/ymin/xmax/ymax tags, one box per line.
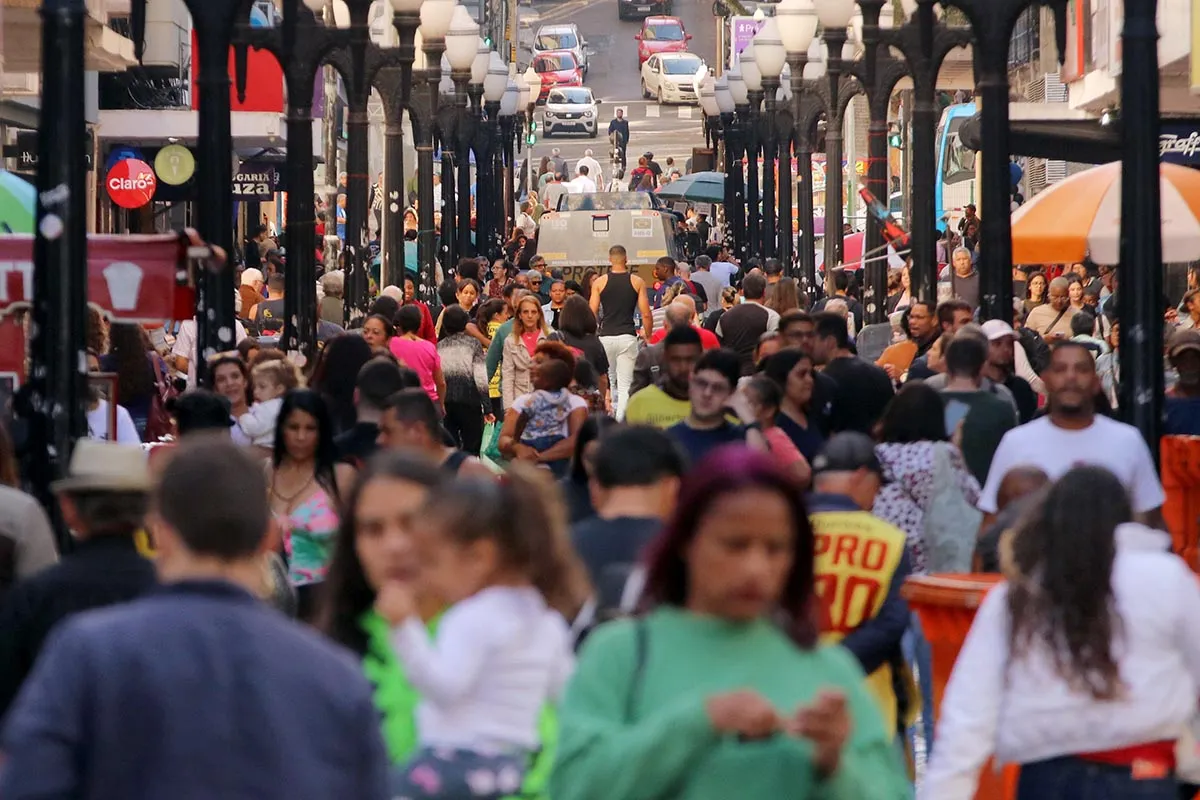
<box><xmin>1023</xmin><ymin>276</ymin><xmax>1077</xmax><ymax>340</ymax></box>
<box><xmin>577</xmin><ymin>149</ymin><xmax>603</xmax><ymax>189</ymax></box>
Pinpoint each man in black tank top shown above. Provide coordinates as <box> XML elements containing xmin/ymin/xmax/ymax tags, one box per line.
<box><xmin>251</xmin><ymin>273</ymin><xmax>287</xmax><ymax>334</ymax></box>
<box><xmin>589</xmin><ymin>245</ymin><xmax>653</xmax><ymax>420</ymax></box>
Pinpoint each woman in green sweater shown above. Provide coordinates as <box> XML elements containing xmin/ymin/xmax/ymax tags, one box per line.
<box><xmin>319</xmin><ymin>451</ymin><xmax>558</xmax><ymax>798</ymax></box>
<box><xmin>550</xmin><ymin>445</ymin><xmax>912</xmax><ymax>800</ymax></box>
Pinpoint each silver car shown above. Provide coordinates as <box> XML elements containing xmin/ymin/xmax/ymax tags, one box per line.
<box><xmin>532</xmin><ymin>23</ymin><xmax>589</xmax><ymax>77</ymax></box>
<box><xmin>543</xmin><ymin>87</ymin><xmax>600</xmax><ymax>138</ymax></box>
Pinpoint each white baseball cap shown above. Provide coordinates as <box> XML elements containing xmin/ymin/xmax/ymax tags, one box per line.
<box><xmin>980</xmin><ymin>319</ymin><xmax>1018</xmax><ymax>341</ymax></box>
<box><xmin>240</xmin><ymin>267</ymin><xmax>265</xmax><ymax>286</ymax></box>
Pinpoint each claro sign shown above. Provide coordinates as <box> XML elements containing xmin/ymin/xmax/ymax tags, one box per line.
<box><xmin>106</xmin><ymin>158</ymin><xmax>158</xmax><ymax>209</ymax></box>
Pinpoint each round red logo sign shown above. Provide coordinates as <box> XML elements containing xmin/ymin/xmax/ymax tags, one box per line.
<box><xmin>106</xmin><ymin>158</ymin><xmax>157</xmax><ymax>209</ymax></box>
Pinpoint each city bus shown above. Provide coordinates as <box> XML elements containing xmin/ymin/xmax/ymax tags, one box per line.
<box><xmin>934</xmin><ymin>102</ymin><xmax>976</xmax><ymax>234</ymax></box>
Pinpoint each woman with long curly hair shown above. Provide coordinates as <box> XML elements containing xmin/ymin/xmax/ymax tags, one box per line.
<box><xmin>923</xmin><ymin>466</ymin><xmax>1200</xmax><ymax>800</ymax></box>
<box><xmin>551</xmin><ymin>446</ymin><xmax>909</xmax><ymax>800</ymax></box>
<box><xmin>267</xmin><ymin>389</ymin><xmax>356</xmax><ymax>620</ymax></box>
<box><xmin>101</xmin><ymin>322</ymin><xmax>159</xmax><ymax>439</ymax></box>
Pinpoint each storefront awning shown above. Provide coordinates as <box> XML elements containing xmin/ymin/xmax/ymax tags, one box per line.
<box><xmin>96</xmin><ymin>109</ymin><xmax>288</xmax><ymax>148</ymax></box>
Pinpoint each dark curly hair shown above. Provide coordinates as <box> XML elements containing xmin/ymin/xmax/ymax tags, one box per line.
<box><xmin>1007</xmin><ymin>465</ymin><xmax>1129</xmax><ymax>700</ymax></box>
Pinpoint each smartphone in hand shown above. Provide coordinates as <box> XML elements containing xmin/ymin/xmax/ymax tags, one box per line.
<box><xmin>944</xmin><ymin>399</ymin><xmax>971</xmax><ymax>437</ymax></box>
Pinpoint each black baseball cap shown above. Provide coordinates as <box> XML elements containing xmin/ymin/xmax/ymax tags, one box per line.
<box><xmin>811</xmin><ymin>432</ymin><xmax>882</xmax><ymax>475</ymax></box>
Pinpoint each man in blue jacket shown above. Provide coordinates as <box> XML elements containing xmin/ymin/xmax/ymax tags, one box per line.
<box><xmin>0</xmin><ymin>437</ymin><xmax>391</xmax><ymax>800</ymax></box>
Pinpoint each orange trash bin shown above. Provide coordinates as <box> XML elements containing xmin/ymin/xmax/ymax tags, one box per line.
<box><xmin>903</xmin><ymin>574</ymin><xmax>1018</xmax><ymax>800</ymax></box>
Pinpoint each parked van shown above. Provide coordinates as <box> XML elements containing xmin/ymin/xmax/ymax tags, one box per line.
<box><xmin>536</xmin><ymin>193</ymin><xmax>681</xmax><ymax>283</ymax></box>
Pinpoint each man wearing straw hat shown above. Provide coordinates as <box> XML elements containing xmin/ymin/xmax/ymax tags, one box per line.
<box><xmin>0</xmin><ymin>440</ymin><xmax>157</xmax><ymax>717</ymax></box>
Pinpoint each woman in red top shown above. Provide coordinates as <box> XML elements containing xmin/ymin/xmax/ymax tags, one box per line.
<box><xmin>402</xmin><ymin>276</ymin><xmax>437</xmax><ymax>343</ymax></box>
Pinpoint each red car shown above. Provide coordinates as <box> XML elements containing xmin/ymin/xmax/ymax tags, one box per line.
<box><xmin>532</xmin><ymin>50</ymin><xmax>583</xmax><ymax>103</ymax></box>
<box><xmin>635</xmin><ymin>17</ymin><xmax>691</xmax><ymax>66</ymax></box>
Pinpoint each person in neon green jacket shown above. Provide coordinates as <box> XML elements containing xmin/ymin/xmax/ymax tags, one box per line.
<box><xmin>318</xmin><ymin>452</ymin><xmax>560</xmax><ymax>800</ymax></box>
<box><xmin>550</xmin><ymin>447</ymin><xmax>912</xmax><ymax>800</ymax></box>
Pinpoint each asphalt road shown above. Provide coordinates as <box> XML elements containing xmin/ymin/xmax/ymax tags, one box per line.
<box><xmin>518</xmin><ymin>0</ymin><xmax>718</xmax><ymax>186</ymax></box>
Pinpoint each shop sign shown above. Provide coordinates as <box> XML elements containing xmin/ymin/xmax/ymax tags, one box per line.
<box><xmin>106</xmin><ymin>159</ymin><xmax>157</xmax><ymax>208</ymax></box>
<box><xmin>154</xmin><ymin>145</ymin><xmax>196</xmax><ymax>186</ymax></box>
<box><xmin>0</xmin><ymin>233</ymin><xmax>188</xmax><ymax>384</ymax></box>
<box><xmin>5</xmin><ymin>130</ymin><xmax>94</xmax><ymax>171</ymax></box>
<box><xmin>1160</xmin><ymin>120</ymin><xmax>1200</xmax><ymax>167</ymax></box>
<box><xmin>232</xmin><ymin>166</ymin><xmax>277</xmax><ymax>199</ymax></box>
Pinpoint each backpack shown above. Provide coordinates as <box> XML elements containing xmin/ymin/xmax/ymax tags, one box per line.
<box><xmin>569</xmin><ymin>563</ymin><xmax>645</xmax><ymax>650</ymax></box>
<box><xmin>1017</xmin><ymin>327</ymin><xmax>1051</xmax><ymax>374</ymax></box>
<box><xmin>144</xmin><ymin>352</ymin><xmax>179</xmax><ymax>442</ymax></box>
<box><xmin>922</xmin><ymin>443</ymin><xmax>982</xmax><ymax>573</ymax></box>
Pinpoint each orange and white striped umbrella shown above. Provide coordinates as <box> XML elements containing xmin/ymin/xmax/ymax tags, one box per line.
<box><xmin>1010</xmin><ymin>161</ymin><xmax>1200</xmax><ymax>265</ymax></box>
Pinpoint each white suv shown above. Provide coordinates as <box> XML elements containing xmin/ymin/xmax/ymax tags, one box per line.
<box><xmin>532</xmin><ymin>23</ymin><xmax>589</xmax><ymax>77</ymax></box>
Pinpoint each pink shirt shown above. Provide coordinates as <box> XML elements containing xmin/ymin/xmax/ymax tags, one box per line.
<box><xmin>389</xmin><ymin>336</ymin><xmax>441</xmax><ymax>401</ymax></box>
<box><xmin>764</xmin><ymin>426</ymin><xmax>805</xmax><ymax>469</ymax></box>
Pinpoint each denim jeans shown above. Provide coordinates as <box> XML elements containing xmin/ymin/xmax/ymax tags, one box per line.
<box><xmin>901</xmin><ymin>611</ymin><xmax>935</xmax><ymax>759</ymax></box>
<box><xmin>600</xmin><ymin>333</ymin><xmax>640</xmax><ymax>420</ymax></box>
<box><xmin>1017</xmin><ymin>756</ymin><xmax>1177</xmax><ymax>800</ymax></box>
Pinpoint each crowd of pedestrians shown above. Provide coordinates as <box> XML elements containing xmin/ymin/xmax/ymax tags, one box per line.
<box><xmin>8</xmin><ymin>199</ymin><xmax>1200</xmax><ymax>799</ymax></box>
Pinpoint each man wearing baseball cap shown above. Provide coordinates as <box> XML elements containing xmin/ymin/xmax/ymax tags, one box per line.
<box><xmin>0</xmin><ymin>440</ymin><xmax>157</xmax><ymax>716</ymax></box>
<box><xmin>808</xmin><ymin>432</ymin><xmax>912</xmax><ymax>739</ymax></box>
<box><xmin>980</xmin><ymin>319</ymin><xmax>1039</xmax><ymax>423</ymax></box>
<box><xmin>1166</xmin><ymin>328</ymin><xmax>1200</xmax><ymax>435</ymax></box>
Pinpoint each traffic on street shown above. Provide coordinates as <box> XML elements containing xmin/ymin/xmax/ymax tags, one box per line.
<box><xmin>0</xmin><ymin>0</ymin><xmax>1197</xmax><ymax>798</ymax></box>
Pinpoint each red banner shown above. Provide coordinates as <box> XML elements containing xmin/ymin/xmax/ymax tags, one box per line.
<box><xmin>0</xmin><ymin>234</ymin><xmax>190</xmax><ymax>384</ymax></box>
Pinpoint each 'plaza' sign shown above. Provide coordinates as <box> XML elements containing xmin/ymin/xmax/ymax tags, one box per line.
<box><xmin>232</xmin><ymin>166</ymin><xmax>278</xmax><ymax>199</ymax></box>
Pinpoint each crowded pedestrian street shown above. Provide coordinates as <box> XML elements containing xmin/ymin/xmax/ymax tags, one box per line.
<box><xmin>3</xmin><ymin>0</ymin><xmax>1200</xmax><ymax>797</ymax></box>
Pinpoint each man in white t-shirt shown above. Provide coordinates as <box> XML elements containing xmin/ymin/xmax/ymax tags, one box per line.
<box><xmin>172</xmin><ymin>317</ymin><xmax>249</xmax><ymax>387</ymax></box>
<box><xmin>978</xmin><ymin>341</ymin><xmax>1165</xmax><ymax>527</ymax></box>
<box><xmin>576</xmin><ymin>149</ymin><xmax>603</xmax><ymax>189</ymax></box>
<box><xmin>85</xmin><ymin>350</ymin><xmax>141</xmax><ymax>445</ymax></box>
<box><xmin>566</xmin><ymin>165</ymin><xmax>598</xmax><ymax>195</ymax></box>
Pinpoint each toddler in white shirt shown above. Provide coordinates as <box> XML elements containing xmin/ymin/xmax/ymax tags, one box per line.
<box><xmin>237</xmin><ymin>360</ymin><xmax>298</xmax><ymax>448</ymax></box>
<box><xmin>376</xmin><ymin>464</ymin><xmax>577</xmax><ymax>800</ymax></box>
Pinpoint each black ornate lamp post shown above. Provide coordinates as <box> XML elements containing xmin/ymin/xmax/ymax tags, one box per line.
<box><xmin>1117</xmin><ymin>0</ymin><xmax>1165</xmax><ymax>456</ymax></box>
<box><xmin>775</xmin><ymin>0</ymin><xmax>821</xmax><ymax>288</ymax></box>
<box><xmin>937</xmin><ymin>0</ymin><xmax>1068</xmax><ymax>321</ymax></box>
<box><xmin>726</xmin><ymin>66</ymin><xmax>753</xmax><ymax>264</ymax></box>
<box><xmin>740</xmin><ymin>46</ymin><xmax>764</xmax><ymax>259</ymax></box>
<box><xmin>497</xmin><ymin>80</ymin><xmax>521</xmax><ymax>243</ymax></box>
<box><xmin>476</xmin><ymin>55</ymin><xmax>514</xmax><ymax>261</ymax></box>
<box><xmin>814</xmin><ymin>0</ymin><xmax>856</xmax><ymax>286</ymax></box>
<box><xmin>235</xmin><ymin>0</ymin><xmax>354</xmax><ymax>363</ymax></box>
<box><xmin>25</xmin><ymin>0</ymin><xmax>90</xmax><ymax>532</ymax></box>
<box><xmin>444</xmin><ymin>12</ymin><xmax>486</xmax><ymax>267</ymax></box>
<box><xmin>709</xmin><ymin>76</ymin><xmax>742</xmax><ymax>258</ymax></box>
<box><xmin>846</xmin><ymin>1</ymin><xmax>905</xmax><ymax>324</ymax></box>
<box><xmin>753</xmin><ymin>21</ymin><xmax>788</xmax><ymax>263</ymax></box>
<box><xmin>411</xmin><ymin>0</ymin><xmax>458</xmax><ymax>301</ymax></box>
<box><xmin>886</xmin><ymin>0</ymin><xmax>972</xmax><ymax>303</ymax></box>
<box><xmin>175</xmin><ymin>0</ymin><xmax>250</xmax><ymax>383</ymax></box>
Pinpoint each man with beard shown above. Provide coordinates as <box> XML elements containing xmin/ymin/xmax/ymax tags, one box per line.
<box><xmin>876</xmin><ymin>301</ymin><xmax>938</xmax><ymax>382</ymax></box>
<box><xmin>625</xmin><ymin>325</ymin><xmax>702</xmax><ymax>429</ymax></box>
<box><xmin>978</xmin><ymin>342</ymin><xmax>1164</xmax><ymax>529</ymax></box>
<box><xmin>980</xmin><ymin>320</ymin><xmax>1039</xmax><ymax>423</ymax></box>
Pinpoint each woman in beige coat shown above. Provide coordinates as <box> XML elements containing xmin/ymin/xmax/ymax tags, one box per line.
<box><xmin>501</xmin><ymin>294</ymin><xmax>551</xmax><ymax>408</ymax></box>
